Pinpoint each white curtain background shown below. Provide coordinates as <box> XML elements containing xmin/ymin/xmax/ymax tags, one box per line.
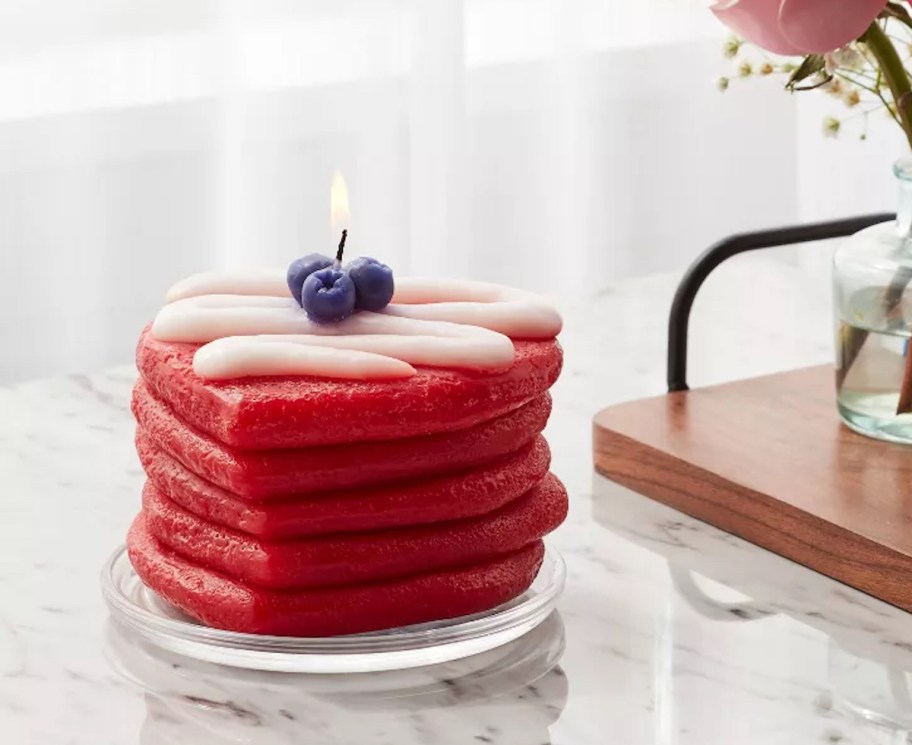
<box><xmin>0</xmin><ymin>0</ymin><xmax>898</xmax><ymax>382</ymax></box>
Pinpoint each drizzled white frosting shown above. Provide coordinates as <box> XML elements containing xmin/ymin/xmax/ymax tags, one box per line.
<box><xmin>152</xmin><ymin>269</ymin><xmax>562</xmax><ymax>381</ymax></box>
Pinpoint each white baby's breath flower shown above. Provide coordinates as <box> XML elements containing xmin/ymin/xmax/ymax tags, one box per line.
<box><xmin>844</xmin><ymin>89</ymin><xmax>861</xmax><ymax>108</ymax></box>
<box><xmin>825</xmin><ymin>47</ymin><xmax>864</xmax><ymax>75</ymax></box>
<box><xmin>716</xmin><ymin>76</ymin><xmax>730</xmax><ymax>92</ymax></box>
<box><xmin>824</xmin><ymin>78</ymin><xmax>843</xmax><ymax>96</ymax></box>
<box><xmin>738</xmin><ymin>61</ymin><xmax>753</xmax><ymax>78</ymax></box>
<box><xmin>723</xmin><ymin>37</ymin><xmax>741</xmax><ymax>58</ymax></box>
<box><xmin>759</xmin><ymin>62</ymin><xmax>774</xmax><ymax>76</ymax></box>
<box><xmin>832</xmin><ymin>46</ymin><xmax>864</xmax><ymax>71</ymax></box>
<box><xmin>823</xmin><ymin>116</ymin><xmax>841</xmax><ymax>138</ymax></box>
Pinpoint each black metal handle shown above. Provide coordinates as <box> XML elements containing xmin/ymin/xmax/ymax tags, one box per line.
<box><xmin>667</xmin><ymin>213</ymin><xmax>896</xmax><ymax>393</ymax></box>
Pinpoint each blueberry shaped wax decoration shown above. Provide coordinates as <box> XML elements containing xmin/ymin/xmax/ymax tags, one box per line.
<box><xmin>287</xmin><ymin>253</ymin><xmax>334</xmax><ymax>307</ymax></box>
<box><xmin>346</xmin><ymin>257</ymin><xmax>395</xmax><ymax>311</ymax></box>
<box><xmin>302</xmin><ymin>268</ymin><xmax>357</xmax><ymax>323</ymax></box>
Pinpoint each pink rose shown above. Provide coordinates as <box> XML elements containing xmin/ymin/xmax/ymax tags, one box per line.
<box><xmin>711</xmin><ymin>0</ymin><xmax>887</xmax><ymax>54</ymax></box>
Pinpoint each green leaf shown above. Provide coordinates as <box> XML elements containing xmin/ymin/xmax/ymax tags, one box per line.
<box><xmin>785</xmin><ymin>54</ymin><xmax>828</xmax><ymax>92</ymax></box>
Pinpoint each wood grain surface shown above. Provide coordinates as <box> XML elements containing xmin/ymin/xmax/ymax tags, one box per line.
<box><xmin>593</xmin><ymin>365</ymin><xmax>912</xmax><ymax>613</ymax></box>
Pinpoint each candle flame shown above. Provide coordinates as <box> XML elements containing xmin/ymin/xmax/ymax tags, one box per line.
<box><xmin>330</xmin><ymin>171</ymin><xmax>350</xmax><ymax>233</ymax></box>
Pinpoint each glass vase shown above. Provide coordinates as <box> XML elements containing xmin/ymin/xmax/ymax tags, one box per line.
<box><xmin>834</xmin><ymin>158</ymin><xmax>912</xmax><ymax>443</ymax></box>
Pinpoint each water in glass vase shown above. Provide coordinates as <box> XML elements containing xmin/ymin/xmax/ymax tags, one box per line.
<box><xmin>832</xmin><ymin>159</ymin><xmax>912</xmax><ymax>444</ymax></box>
<box><xmin>837</xmin><ymin>309</ymin><xmax>912</xmax><ymax>443</ymax></box>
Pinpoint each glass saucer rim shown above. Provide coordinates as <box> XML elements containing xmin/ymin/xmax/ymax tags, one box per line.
<box><xmin>100</xmin><ymin>543</ymin><xmax>566</xmax><ymax>655</ymax></box>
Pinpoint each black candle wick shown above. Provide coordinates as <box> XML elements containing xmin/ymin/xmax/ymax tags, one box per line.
<box><xmin>335</xmin><ymin>229</ymin><xmax>348</xmax><ymax>264</ymax></box>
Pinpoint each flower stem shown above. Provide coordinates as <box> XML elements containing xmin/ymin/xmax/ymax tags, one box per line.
<box><xmin>863</xmin><ymin>21</ymin><xmax>912</xmax><ymax>150</ymax></box>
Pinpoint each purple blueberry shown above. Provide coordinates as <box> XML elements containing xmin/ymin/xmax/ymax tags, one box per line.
<box><xmin>346</xmin><ymin>257</ymin><xmax>394</xmax><ymax>311</ymax></box>
<box><xmin>287</xmin><ymin>253</ymin><xmax>333</xmax><ymax>307</ymax></box>
<box><xmin>302</xmin><ymin>268</ymin><xmax>356</xmax><ymax>323</ymax></box>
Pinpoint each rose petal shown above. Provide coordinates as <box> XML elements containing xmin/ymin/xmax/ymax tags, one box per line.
<box><xmin>779</xmin><ymin>0</ymin><xmax>887</xmax><ymax>54</ymax></box>
<box><xmin>711</xmin><ymin>0</ymin><xmax>803</xmax><ymax>55</ymax></box>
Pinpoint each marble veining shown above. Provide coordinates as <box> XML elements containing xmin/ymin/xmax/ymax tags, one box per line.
<box><xmin>4</xmin><ymin>255</ymin><xmax>912</xmax><ymax>743</ymax></box>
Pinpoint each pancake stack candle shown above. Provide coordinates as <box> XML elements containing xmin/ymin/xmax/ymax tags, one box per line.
<box><xmin>127</xmin><ymin>239</ymin><xmax>567</xmax><ymax>637</ymax></box>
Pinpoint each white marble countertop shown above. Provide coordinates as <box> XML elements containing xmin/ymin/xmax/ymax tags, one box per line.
<box><xmin>5</xmin><ymin>251</ymin><xmax>912</xmax><ymax>744</ymax></box>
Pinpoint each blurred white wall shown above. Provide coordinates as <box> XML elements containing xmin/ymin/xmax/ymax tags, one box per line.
<box><xmin>0</xmin><ymin>0</ymin><xmax>804</xmax><ymax>382</ymax></box>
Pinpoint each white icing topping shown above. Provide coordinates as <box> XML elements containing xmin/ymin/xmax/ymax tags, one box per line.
<box><xmin>153</xmin><ymin>269</ymin><xmax>561</xmax><ymax>381</ymax></box>
<box><xmin>165</xmin><ymin>268</ymin><xmax>289</xmax><ymax>303</ymax></box>
<box><xmin>195</xmin><ymin>339</ymin><xmax>416</xmax><ymax>380</ymax></box>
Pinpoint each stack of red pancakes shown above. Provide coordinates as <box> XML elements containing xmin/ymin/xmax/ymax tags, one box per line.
<box><xmin>128</xmin><ymin>328</ymin><xmax>567</xmax><ymax>637</ymax></box>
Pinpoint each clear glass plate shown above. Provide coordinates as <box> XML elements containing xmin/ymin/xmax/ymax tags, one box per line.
<box><xmin>104</xmin><ymin>612</ymin><xmax>566</xmax><ymax>700</ymax></box>
<box><xmin>104</xmin><ymin>613</ymin><xmax>568</xmax><ymax>745</ymax></box>
<box><xmin>100</xmin><ymin>544</ymin><xmax>565</xmax><ymax>673</ymax></box>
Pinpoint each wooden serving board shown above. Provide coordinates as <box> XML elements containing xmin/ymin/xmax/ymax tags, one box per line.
<box><xmin>593</xmin><ymin>365</ymin><xmax>912</xmax><ymax>614</ymax></box>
